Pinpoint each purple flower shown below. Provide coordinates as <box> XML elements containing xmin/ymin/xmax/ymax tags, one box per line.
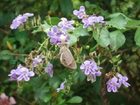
<box><xmin>82</xmin><ymin>16</ymin><xmax>95</xmax><ymax>28</ymax></box>
<box><xmin>82</xmin><ymin>15</ymin><xmax>105</xmax><ymax>28</ymax></box>
<box><xmin>56</xmin><ymin>81</ymin><xmax>66</xmax><ymax>92</ymax></box>
<box><xmin>106</xmin><ymin>76</ymin><xmax>120</xmax><ymax>92</ymax></box>
<box><xmin>106</xmin><ymin>73</ymin><xmax>130</xmax><ymax>93</ymax></box>
<box><xmin>73</xmin><ymin>6</ymin><xmax>87</xmax><ymax>19</ymax></box>
<box><xmin>8</xmin><ymin>69</ymin><xmax>18</xmax><ymax>81</ymax></box>
<box><xmin>45</xmin><ymin>63</ymin><xmax>53</xmax><ymax>77</ymax></box>
<box><xmin>8</xmin><ymin>64</ymin><xmax>35</xmax><ymax>81</ymax></box>
<box><xmin>32</xmin><ymin>55</ymin><xmax>43</xmax><ymax>67</ymax></box>
<box><xmin>10</xmin><ymin>15</ymin><xmax>26</xmax><ymax>29</ymax></box>
<box><xmin>117</xmin><ymin>73</ymin><xmax>130</xmax><ymax>87</ymax></box>
<box><xmin>47</xmin><ymin>26</ymin><xmax>69</xmax><ymax>45</ymax></box>
<box><xmin>58</xmin><ymin>18</ymin><xmax>74</xmax><ymax>31</ymax></box>
<box><xmin>10</xmin><ymin>13</ymin><xmax>34</xmax><ymax>29</ymax></box>
<box><xmin>80</xmin><ymin>60</ymin><xmax>102</xmax><ymax>82</ymax></box>
<box><xmin>73</xmin><ymin>6</ymin><xmax>105</xmax><ymax>28</ymax></box>
<box><xmin>47</xmin><ymin>17</ymin><xmax>75</xmax><ymax>45</ymax></box>
<box><xmin>94</xmin><ymin>16</ymin><xmax>104</xmax><ymax>23</ymax></box>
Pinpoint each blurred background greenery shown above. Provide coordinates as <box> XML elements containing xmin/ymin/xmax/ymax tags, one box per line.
<box><xmin>0</xmin><ymin>0</ymin><xmax>140</xmax><ymax>105</ymax></box>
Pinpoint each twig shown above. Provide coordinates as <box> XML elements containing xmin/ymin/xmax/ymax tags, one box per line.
<box><xmin>101</xmin><ymin>76</ymin><xmax>109</xmax><ymax>105</ymax></box>
<box><xmin>10</xmin><ymin>53</ymin><xmax>28</xmax><ymax>56</ymax></box>
<box><xmin>37</xmin><ymin>38</ymin><xmax>48</xmax><ymax>52</ymax></box>
<box><xmin>0</xmin><ymin>28</ymin><xmax>9</xmax><ymax>35</ymax></box>
<box><xmin>16</xmin><ymin>95</ymin><xmax>32</xmax><ymax>105</ymax></box>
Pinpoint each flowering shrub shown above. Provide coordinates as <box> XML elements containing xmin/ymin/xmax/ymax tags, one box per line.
<box><xmin>9</xmin><ymin>5</ymin><xmax>131</xmax><ymax>91</ymax></box>
<box><xmin>1</xmin><ymin>1</ymin><xmax>140</xmax><ymax>104</ymax></box>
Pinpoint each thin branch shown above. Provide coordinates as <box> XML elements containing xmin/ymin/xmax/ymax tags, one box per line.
<box><xmin>0</xmin><ymin>28</ymin><xmax>9</xmax><ymax>35</ymax></box>
<box><xmin>10</xmin><ymin>53</ymin><xmax>28</xmax><ymax>56</ymax></box>
<box><xmin>16</xmin><ymin>95</ymin><xmax>32</xmax><ymax>105</ymax></box>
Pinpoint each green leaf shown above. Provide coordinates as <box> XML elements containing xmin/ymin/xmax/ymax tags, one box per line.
<box><xmin>127</xmin><ymin>19</ymin><xmax>140</xmax><ymax>28</ymax></box>
<box><xmin>49</xmin><ymin>76</ymin><xmax>59</xmax><ymax>89</ymax></box>
<box><xmin>93</xmin><ymin>30</ymin><xmax>99</xmax><ymax>41</ymax></box>
<box><xmin>134</xmin><ymin>27</ymin><xmax>140</xmax><ymax>47</ymax></box>
<box><xmin>32</xmin><ymin>27</ymin><xmax>42</xmax><ymax>34</ymax></box>
<box><xmin>0</xmin><ymin>50</ymin><xmax>12</xmax><ymax>60</ymax></box>
<box><xmin>109</xmin><ymin>30</ymin><xmax>126</xmax><ymax>50</ymax></box>
<box><xmin>50</xmin><ymin>0</ymin><xmax>59</xmax><ymax>12</ymax></box>
<box><xmin>107</xmin><ymin>14</ymin><xmax>128</xmax><ymax>29</ymax></box>
<box><xmin>69</xmin><ymin>35</ymin><xmax>77</xmax><ymax>46</ymax></box>
<box><xmin>73</xmin><ymin>26</ymin><xmax>89</xmax><ymax>37</ymax></box>
<box><xmin>41</xmin><ymin>94</ymin><xmax>52</xmax><ymax>103</ymax></box>
<box><xmin>42</xmin><ymin>21</ymin><xmax>51</xmax><ymax>33</ymax></box>
<box><xmin>32</xmin><ymin>21</ymin><xmax>51</xmax><ymax>34</ymax></box>
<box><xmin>67</xmin><ymin>96</ymin><xmax>83</xmax><ymax>104</ymax></box>
<box><xmin>108</xmin><ymin>13</ymin><xmax>129</xmax><ymax>19</ymax></box>
<box><xmin>15</xmin><ymin>31</ymin><xmax>27</xmax><ymax>46</ymax></box>
<box><xmin>47</xmin><ymin>17</ymin><xmax>60</xmax><ymax>25</ymax></box>
<box><xmin>98</xmin><ymin>28</ymin><xmax>110</xmax><ymax>47</ymax></box>
<box><xmin>69</xmin><ymin>26</ymin><xmax>89</xmax><ymax>45</ymax></box>
<box><xmin>34</xmin><ymin>82</ymin><xmax>50</xmax><ymax>102</ymax></box>
<box><xmin>59</xmin><ymin>0</ymin><xmax>73</xmax><ymax>15</ymax></box>
<box><xmin>57</xmin><ymin>97</ymin><xmax>66</xmax><ymax>105</ymax></box>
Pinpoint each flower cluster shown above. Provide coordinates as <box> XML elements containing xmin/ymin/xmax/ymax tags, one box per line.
<box><xmin>0</xmin><ymin>93</ymin><xmax>16</xmax><ymax>105</ymax></box>
<box><xmin>73</xmin><ymin>6</ymin><xmax>104</xmax><ymax>28</ymax></box>
<box><xmin>32</xmin><ymin>55</ymin><xmax>54</xmax><ymax>77</ymax></box>
<box><xmin>73</xmin><ymin>6</ymin><xmax>86</xmax><ymax>19</ymax></box>
<box><xmin>45</xmin><ymin>63</ymin><xmax>53</xmax><ymax>77</ymax></box>
<box><xmin>106</xmin><ymin>73</ymin><xmax>130</xmax><ymax>92</ymax></box>
<box><xmin>32</xmin><ymin>55</ymin><xmax>44</xmax><ymax>67</ymax></box>
<box><xmin>80</xmin><ymin>60</ymin><xmax>102</xmax><ymax>82</ymax></box>
<box><xmin>47</xmin><ymin>18</ymin><xmax>74</xmax><ymax>45</ymax></box>
<box><xmin>10</xmin><ymin>13</ymin><xmax>34</xmax><ymax>29</ymax></box>
<box><xmin>58</xmin><ymin>18</ymin><xmax>74</xmax><ymax>31</ymax></box>
<box><xmin>8</xmin><ymin>64</ymin><xmax>35</xmax><ymax>81</ymax></box>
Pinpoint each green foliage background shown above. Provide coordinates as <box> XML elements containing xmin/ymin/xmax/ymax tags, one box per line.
<box><xmin>0</xmin><ymin>0</ymin><xmax>140</xmax><ymax>105</ymax></box>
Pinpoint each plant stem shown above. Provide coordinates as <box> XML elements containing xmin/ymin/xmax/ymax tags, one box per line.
<box><xmin>37</xmin><ymin>38</ymin><xmax>48</xmax><ymax>52</ymax></box>
<box><xmin>101</xmin><ymin>76</ymin><xmax>109</xmax><ymax>105</ymax></box>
